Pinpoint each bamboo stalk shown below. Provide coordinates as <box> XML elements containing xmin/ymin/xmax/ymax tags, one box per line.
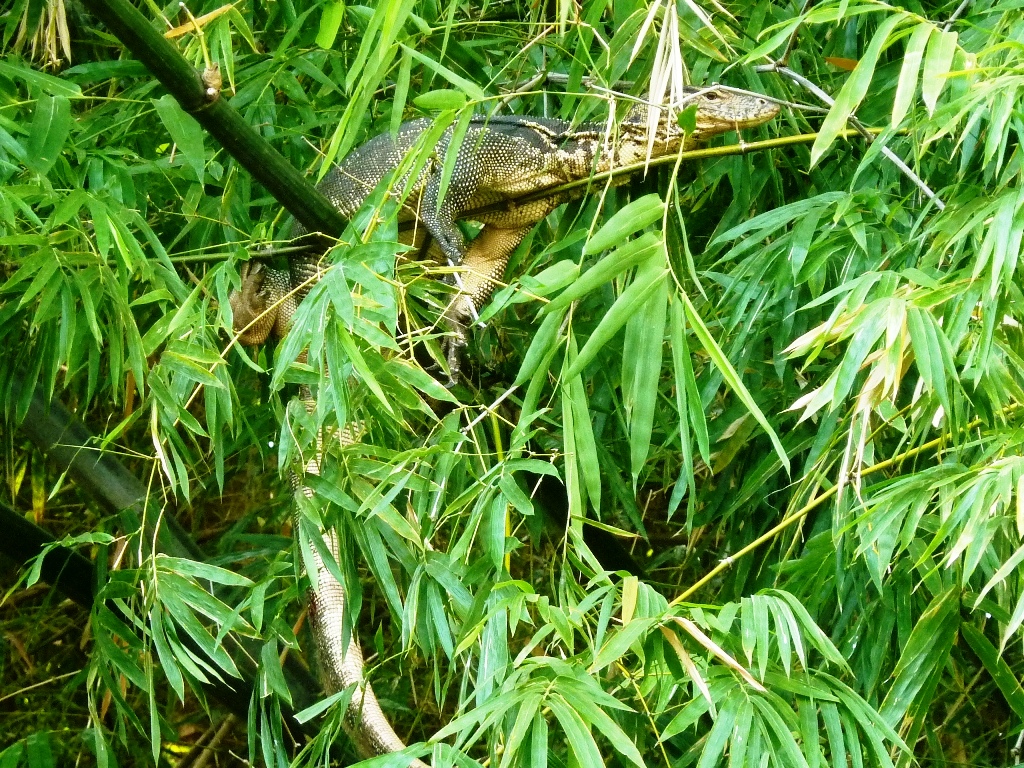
<box><xmin>76</xmin><ymin>0</ymin><xmax>348</xmax><ymax>237</ymax></box>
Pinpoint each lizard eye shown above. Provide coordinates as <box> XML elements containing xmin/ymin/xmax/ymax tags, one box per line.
<box><xmin>704</xmin><ymin>92</ymin><xmax>719</xmax><ymax>101</ymax></box>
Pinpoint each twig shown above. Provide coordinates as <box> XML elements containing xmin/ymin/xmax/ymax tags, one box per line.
<box><xmin>544</xmin><ymin>71</ymin><xmax>635</xmax><ymax>91</ymax></box>
<box><xmin>495</xmin><ymin>25</ymin><xmax>555</xmax><ymax>108</ymax></box>
<box><xmin>0</xmin><ymin>670</ymin><xmax>79</xmax><ymax>704</ymax></box>
<box><xmin>461</xmin><ymin>384</ymin><xmax>519</xmax><ymax>434</ymax></box>
<box><xmin>1011</xmin><ymin>726</ymin><xmax>1023</xmax><ymax>763</ymax></box>
<box><xmin>182</xmin><ymin>714</ymin><xmax>237</xmax><ymax>768</ymax></box>
<box><xmin>759</xmin><ymin>62</ymin><xmax>946</xmax><ymax>210</ymax></box>
<box><xmin>778</xmin><ymin>0</ymin><xmax>815</xmax><ymax>66</ymax></box>
<box><xmin>943</xmin><ymin>0</ymin><xmax>971</xmax><ymax>31</ymax></box>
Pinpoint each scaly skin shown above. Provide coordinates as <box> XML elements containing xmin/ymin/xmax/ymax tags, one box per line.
<box><xmin>229</xmin><ymin>87</ymin><xmax>779</xmax><ymax>766</ymax></box>
<box><xmin>235</xmin><ymin>86</ymin><xmax>778</xmax><ymax>365</ymax></box>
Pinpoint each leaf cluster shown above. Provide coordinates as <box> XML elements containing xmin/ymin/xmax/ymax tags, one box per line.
<box><xmin>4</xmin><ymin>1</ymin><xmax>1024</xmax><ymax>767</ymax></box>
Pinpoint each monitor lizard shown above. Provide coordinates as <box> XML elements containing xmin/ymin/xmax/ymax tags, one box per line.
<box><xmin>228</xmin><ymin>85</ymin><xmax>779</xmax><ymax>767</ymax></box>
<box><xmin>230</xmin><ymin>85</ymin><xmax>779</xmax><ymax>364</ymax></box>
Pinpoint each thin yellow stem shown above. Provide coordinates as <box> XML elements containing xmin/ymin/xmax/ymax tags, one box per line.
<box><xmin>673</xmin><ymin>402</ymin><xmax>1023</xmax><ymax>604</ymax></box>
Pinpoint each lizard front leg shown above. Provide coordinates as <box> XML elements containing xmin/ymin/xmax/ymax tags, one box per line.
<box><xmin>416</xmin><ymin>156</ymin><xmax>473</xmax><ymax>268</ymax></box>
<box><xmin>443</xmin><ymin>224</ymin><xmax>530</xmax><ymax>381</ymax></box>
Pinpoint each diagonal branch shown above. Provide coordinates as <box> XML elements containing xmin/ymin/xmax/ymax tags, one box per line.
<box><xmin>75</xmin><ymin>0</ymin><xmax>347</xmax><ymax>236</ymax></box>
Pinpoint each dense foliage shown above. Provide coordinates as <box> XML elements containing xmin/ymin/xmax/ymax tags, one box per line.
<box><xmin>3</xmin><ymin>0</ymin><xmax>1024</xmax><ymax>766</ymax></box>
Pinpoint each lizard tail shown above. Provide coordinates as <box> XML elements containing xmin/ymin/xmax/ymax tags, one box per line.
<box><xmin>297</xmin><ymin>397</ymin><xmax>429</xmax><ymax>767</ymax></box>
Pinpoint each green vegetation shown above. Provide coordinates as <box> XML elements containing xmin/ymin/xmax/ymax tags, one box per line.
<box><xmin>2</xmin><ymin>0</ymin><xmax>1023</xmax><ymax>766</ymax></box>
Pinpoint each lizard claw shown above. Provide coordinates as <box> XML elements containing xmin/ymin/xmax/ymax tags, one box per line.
<box><xmin>230</xmin><ymin>261</ymin><xmax>278</xmax><ymax>345</ymax></box>
<box><xmin>440</xmin><ymin>294</ymin><xmax>478</xmax><ymax>387</ymax></box>
<box><xmin>444</xmin><ymin>333</ymin><xmax>466</xmax><ymax>388</ymax></box>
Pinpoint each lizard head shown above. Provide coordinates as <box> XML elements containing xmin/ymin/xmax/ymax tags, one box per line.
<box><xmin>682</xmin><ymin>85</ymin><xmax>779</xmax><ymax>139</ymax></box>
<box><xmin>621</xmin><ymin>85</ymin><xmax>779</xmax><ymax>156</ymax></box>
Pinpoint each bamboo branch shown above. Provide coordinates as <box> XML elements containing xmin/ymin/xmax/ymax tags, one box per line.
<box><xmin>76</xmin><ymin>0</ymin><xmax>348</xmax><ymax>237</ymax></box>
<box><xmin>5</xmin><ymin>372</ymin><xmax>333</xmax><ymax>753</ymax></box>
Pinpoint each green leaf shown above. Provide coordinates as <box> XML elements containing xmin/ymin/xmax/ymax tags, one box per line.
<box><xmin>25</xmin><ymin>733</ymin><xmax>54</xmax><ymax>768</ymax></box>
<box><xmin>662</xmin><ymin>697</ymin><xmax>711</xmax><ymax>741</ymax></box>
<box><xmin>921</xmin><ymin>29</ymin><xmax>958</xmax><ymax>115</ymax></box>
<box><xmin>547</xmin><ymin>695</ymin><xmax>605</xmax><ymax>767</ymax></box>
<box><xmin>499</xmin><ymin>692</ymin><xmax>543</xmax><ymax>768</ymax></box>
<box><xmin>316</xmin><ymin>0</ymin><xmax>345</xmax><ymax>49</ymax></box>
<box><xmin>590</xmin><ymin>617</ymin><xmax>654</xmax><ymax>673</ymax></box>
<box><xmin>153</xmin><ymin>94</ymin><xmax>206</xmax><ymax>183</ymax></box>
<box><xmin>544</xmin><ymin>234</ymin><xmax>662</xmax><ymax>315</ymax></box>
<box><xmin>810</xmin><ymin>12</ymin><xmax>905</xmax><ymax>167</ymax></box>
<box><xmin>391</xmin><ymin>49</ymin><xmax>412</xmax><ymax>136</ymax></box>
<box><xmin>564</xmin><ymin>688</ymin><xmax>645</xmax><ymax>767</ymax></box>
<box><xmin>892</xmin><ymin>23</ymin><xmax>932</xmax><ymax>127</ymax></box>
<box><xmin>484</xmin><ymin>494</ymin><xmax>507</xmax><ymax>570</ymax></box>
<box><xmin>696</xmin><ymin>692</ymin><xmax>736</xmax><ymax>768</ymax></box>
<box><xmin>436</xmin><ymin>107</ymin><xmax>474</xmax><ymax>216</ymax></box>
<box><xmin>677</xmin><ymin>104</ymin><xmax>698</xmax><ymax>135</ymax></box>
<box><xmin>514</xmin><ymin>308</ymin><xmax>563</xmax><ymax>386</ymax></box>
<box><xmin>156</xmin><ymin>555</ymin><xmax>254</xmax><ymax>587</ymax></box>
<box><xmin>906</xmin><ymin>306</ymin><xmax>953</xmax><ymax>419</ymax></box>
<box><xmin>0</xmin><ymin>743</ymin><xmax>25</xmax><ymax>768</ymax></box>
<box><xmin>260</xmin><ymin>640</ymin><xmax>293</xmax><ymax>703</ymax></box>
<box><xmin>294</xmin><ymin>688</ymin><xmax>354</xmax><ymax>724</ymax></box>
<box><xmin>583</xmin><ymin>194</ymin><xmax>665</xmax><ymax>254</ymax></box>
<box><xmin>334</xmin><ymin>323</ymin><xmax>395</xmax><ymax>415</ymax></box>
<box><xmin>563</xmin><ymin>354</ymin><xmax>601</xmax><ymax>512</ymax></box>
<box><xmin>821</xmin><ymin>701</ymin><xmax>846</xmax><ymax>768</ymax></box>
<box><xmin>400</xmin><ymin>45</ymin><xmax>488</xmax><ymax>102</ymax></box>
<box><xmin>414</xmin><ymin>89</ymin><xmax>469</xmax><ymax>111</ymax></box>
<box><xmin>751</xmin><ymin>695</ymin><xmax>811</xmax><ymax>768</ymax></box>
<box><xmin>680</xmin><ymin>292</ymin><xmax>788</xmax><ymax>471</ymax></box>
<box><xmin>0</xmin><ymin>61</ymin><xmax>82</xmax><ymax>97</ymax></box>
<box><xmin>564</xmin><ymin>266</ymin><xmax>668</xmax><ymax>379</ymax></box>
<box><xmin>26</xmin><ymin>95</ymin><xmax>71</xmax><ymax>176</ymax></box>
<box><xmin>879</xmin><ymin>586</ymin><xmax>960</xmax><ymax>728</ymax></box>
<box><xmin>530</xmin><ymin>711</ymin><xmax>548</xmax><ymax>768</ymax></box>
<box><xmin>150</xmin><ymin>608</ymin><xmax>186</xmax><ymax>702</ymax></box>
<box><xmin>960</xmin><ymin>624</ymin><xmax>1024</xmax><ymax>720</ymax></box>
<box><xmin>343</xmin><ymin>0</ymin><xmax>416</xmax><ymax>94</ymax></box>
<box><xmin>770</xmin><ymin>590</ymin><xmax>850</xmax><ymax>670</ymax></box>
<box><xmin>623</xmin><ymin>267</ymin><xmax>668</xmax><ymax>482</ymax></box>
<box><xmin>732</xmin><ymin>697</ymin><xmax>756</xmax><ymax>767</ymax></box>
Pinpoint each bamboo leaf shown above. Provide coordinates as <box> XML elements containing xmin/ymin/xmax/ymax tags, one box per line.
<box><xmin>543</xmin><ymin>234</ymin><xmax>662</xmax><ymax>316</ymax></box>
<box><xmin>960</xmin><ymin>624</ymin><xmax>1024</xmax><ymax>720</ymax></box>
<box><xmin>583</xmin><ymin>194</ymin><xmax>665</xmax><ymax>254</ymax></box>
<box><xmin>547</xmin><ymin>695</ymin><xmax>605</xmax><ymax>767</ymax></box>
<box><xmin>810</xmin><ymin>13</ymin><xmax>904</xmax><ymax>166</ymax></box>
<box><xmin>0</xmin><ymin>60</ymin><xmax>82</xmax><ymax>97</ymax></box>
<box><xmin>400</xmin><ymin>45</ymin><xmax>488</xmax><ymax>102</ymax></box>
<box><xmin>414</xmin><ymin>89</ymin><xmax>468</xmax><ymax>111</ymax></box>
<box><xmin>623</xmin><ymin>267</ymin><xmax>668</xmax><ymax>482</ymax></box>
<box><xmin>26</xmin><ymin>95</ymin><xmax>71</xmax><ymax>177</ymax></box>
<box><xmin>921</xmin><ymin>29</ymin><xmax>958</xmax><ymax>115</ymax></box>
<box><xmin>315</xmin><ymin>1</ymin><xmax>345</xmax><ymax>49</ymax></box>
<box><xmin>892</xmin><ymin>23</ymin><xmax>932</xmax><ymax>127</ymax></box>
<box><xmin>879</xmin><ymin>587</ymin><xmax>960</xmax><ymax>728</ymax></box>
<box><xmin>564</xmin><ymin>266</ymin><xmax>668</xmax><ymax>379</ymax></box>
<box><xmin>680</xmin><ymin>292</ymin><xmax>788</xmax><ymax>471</ymax></box>
<box><xmin>696</xmin><ymin>692</ymin><xmax>736</xmax><ymax>768</ymax></box>
<box><xmin>152</xmin><ymin>94</ymin><xmax>205</xmax><ymax>183</ymax></box>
